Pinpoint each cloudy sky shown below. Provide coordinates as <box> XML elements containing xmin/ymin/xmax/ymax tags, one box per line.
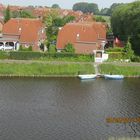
<box><xmin>0</xmin><ymin>0</ymin><xmax>135</xmax><ymax>9</ymax></box>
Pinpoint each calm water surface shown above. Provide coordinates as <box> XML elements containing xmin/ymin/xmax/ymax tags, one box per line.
<box><xmin>0</xmin><ymin>78</ymin><xmax>140</xmax><ymax>140</ymax></box>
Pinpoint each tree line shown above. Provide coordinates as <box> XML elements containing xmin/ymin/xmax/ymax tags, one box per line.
<box><xmin>72</xmin><ymin>2</ymin><xmax>124</xmax><ymax>16</ymax></box>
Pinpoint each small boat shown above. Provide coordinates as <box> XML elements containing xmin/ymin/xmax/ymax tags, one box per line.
<box><xmin>104</xmin><ymin>74</ymin><xmax>124</xmax><ymax>80</ymax></box>
<box><xmin>78</xmin><ymin>74</ymin><xmax>97</xmax><ymax>80</ymax></box>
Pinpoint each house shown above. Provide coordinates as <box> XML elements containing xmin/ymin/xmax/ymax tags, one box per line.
<box><xmin>1</xmin><ymin>18</ymin><xmax>46</xmax><ymax>51</ymax></box>
<box><xmin>56</xmin><ymin>22</ymin><xmax>107</xmax><ymax>54</ymax></box>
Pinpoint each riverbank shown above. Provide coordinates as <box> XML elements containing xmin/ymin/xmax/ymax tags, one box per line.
<box><xmin>0</xmin><ymin>60</ymin><xmax>140</xmax><ymax>78</ymax></box>
<box><xmin>99</xmin><ymin>63</ymin><xmax>140</xmax><ymax>77</ymax></box>
<box><xmin>0</xmin><ymin>62</ymin><xmax>95</xmax><ymax>77</ymax></box>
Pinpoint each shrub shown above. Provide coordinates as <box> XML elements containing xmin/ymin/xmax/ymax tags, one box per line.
<box><xmin>105</xmin><ymin>47</ymin><xmax>124</xmax><ymax>52</ymax></box>
<box><xmin>48</xmin><ymin>45</ymin><xmax>56</xmax><ymax>53</ymax></box>
<box><xmin>0</xmin><ymin>51</ymin><xmax>9</xmax><ymax>59</ymax></box>
<box><xmin>63</xmin><ymin>43</ymin><xmax>75</xmax><ymax>53</ymax></box>
<box><xmin>19</xmin><ymin>45</ymin><xmax>33</xmax><ymax>51</ymax></box>
<box><xmin>131</xmin><ymin>56</ymin><xmax>140</xmax><ymax>62</ymax></box>
<box><xmin>9</xmin><ymin>51</ymin><xmax>44</xmax><ymax>60</ymax></box>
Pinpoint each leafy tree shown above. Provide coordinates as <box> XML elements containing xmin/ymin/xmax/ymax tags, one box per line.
<box><xmin>111</xmin><ymin>1</ymin><xmax>140</xmax><ymax>55</ymax></box>
<box><xmin>123</xmin><ymin>38</ymin><xmax>134</xmax><ymax>59</ymax></box>
<box><xmin>52</xmin><ymin>4</ymin><xmax>60</xmax><ymax>9</ymax></box>
<box><xmin>107</xmin><ymin>3</ymin><xmax>124</xmax><ymax>16</ymax></box>
<box><xmin>11</xmin><ymin>10</ymin><xmax>34</xmax><ymax>18</ymax></box>
<box><xmin>95</xmin><ymin>16</ymin><xmax>106</xmax><ymax>22</ymax></box>
<box><xmin>100</xmin><ymin>8</ymin><xmax>109</xmax><ymax>16</ymax></box>
<box><xmin>4</xmin><ymin>6</ymin><xmax>11</xmax><ymax>23</ymax></box>
<box><xmin>48</xmin><ymin>44</ymin><xmax>56</xmax><ymax>53</ymax></box>
<box><xmin>64</xmin><ymin>43</ymin><xmax>75</xmax><ymax>53</ymax></box>
<box><xmin>73</xmin><ymin>2</ymin><xmax>99</xmax><ymax>14</ymax></box>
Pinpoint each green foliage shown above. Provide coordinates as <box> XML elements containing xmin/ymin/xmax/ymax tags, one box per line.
<box><xmin>19</xmin><ymin>45</ymin><xmax>32</xmax><ymax>51</ymax></box>
<box><xmin>107</xmin><ymin>3</ymin><xmax>124</xmax><ymax>16</ymax></box>
<box><xmin>111</xmin><ymin>1</ymin><xmax>140</xmax><ymax>55</ymax></box>
<box><xmin>4</xmin><ymin>6</ymin><xmax>11</xmax><ymax>23</ymax></box>
<box><xmin>108</xmin><ymin>52</ymin><xmax>125</xmax><ymax>61</ymax></box>
<box><xmin>131</xmin><ymin>56</ymin><xmax>140</xmax><ymax>62</ymax></box>
<box><xmin>106</xmin><ymin>47</ymin><xmax>124</xmax><ymax>52</ymax></box>
<box><xmin>48</xmin><ymin>45</ymin><xmax>56</xmax><ymax>53</ymax></box>
<box><xmin>0</xmin><ymin>51</ymin><xmax>9</xmax><ymax>59</ymax></box>
<box><xmin>64</xmin><ymin>43</ymin><xmax>75</xmax><ymax>53</ymax></box>
<box><xmin>95</xmin><ymin>16</ymin><xmax>106</xmax><ymax>22</ymax></box>
<box><xmin>123</xmin><ymin>38</ymin><xmax>134</xmax><ymax>59</ymax></box>
<box><xmin>51</xmin><ymin>4</ymin><xmax>60</xmax><ymax>9</ymax></box>
<box><xmin>6</xmin><ymin>51</ymin><xmax>94</xmax><ymax>62</ymax></box>
<box><xmin>100</xmin><ymin>8</ymin><xmax>110</xmax><ymax>16</ymax></box>
<box><xmin>11</xmin><ymin>10</ymin><xmax>35</xmax><ymax>18</ymax></box>
<box><xmin>99</xmin><ymin>64</ymin><xmax>140</xmax><ymax>76</ymax></box>
<box><xmin>73</xmin><ymin>2</ymin><xmax>99</xmax><ymax>14</ymax></box>
<box><xmin>9</xmin><ymin>51</ymin><xmax>44</xmax><ymax>60</ymax></box>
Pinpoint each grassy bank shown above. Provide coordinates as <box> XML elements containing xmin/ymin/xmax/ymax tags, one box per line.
<box><xmin>99</xmin><ymin>64</ymin><xmax>140</xmax><ymax>76</ymax></box>
<box><xmin>0</xmin><ymin>62</ymin><xmax>95</xmax><ymax>77</ymax></box>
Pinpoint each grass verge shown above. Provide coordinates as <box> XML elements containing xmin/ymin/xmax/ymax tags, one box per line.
<box><xmin>0</xmin><ymin>63</ymin><xmax>95</xmax><ymax>76</ymax></box>
<box><xmin>99</xmin><ymin>64</ymin><xmax>140</xmax><ymax>76</ymax></box>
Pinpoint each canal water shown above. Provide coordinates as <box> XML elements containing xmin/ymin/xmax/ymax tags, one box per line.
<box><xmin>0</xmin><ymin>78</ymin><xmax>140</xmax><ymax>140</ymax></box>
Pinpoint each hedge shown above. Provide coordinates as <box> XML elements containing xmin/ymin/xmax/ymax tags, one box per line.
<box><xmin>0</xmin><ymin>51</ymin><xmax>94</xmax><ymax>62</ymax></box>
<box><xmin>108</xmin><ymin>52</ymin><xmax>126</xmax><ymax>60</ymax></box>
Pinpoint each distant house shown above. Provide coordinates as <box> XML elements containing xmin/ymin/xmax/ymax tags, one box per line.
<box><xmin>1</xmin><ymin>18</ymin><xmax>46</xmax><ymax>51</ymax></box>
<box><xmin>56</xmin><ymin>22</ymin><xmax>107</xmax><ymax>54</ymax></box>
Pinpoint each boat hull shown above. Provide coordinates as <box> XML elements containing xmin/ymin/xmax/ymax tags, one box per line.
<box><xmin>104</xmin><ymin>74</ymin><xmax>124</xmax><ymax>80</ymax></box>
<box><xmin>78</xmin><ymin>74</ymin><xmax>97</xmax><ymax>80</ymax></box>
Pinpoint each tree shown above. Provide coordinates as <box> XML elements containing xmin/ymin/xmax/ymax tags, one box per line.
<box><xmin>73</xmin><ymin>2</ymin><xmax>99</xmax><ymax>14</ymax></box>
<box><xmin>123</xmin><ymin>38</ymin><xmax>134</xmax><ymax>59</ymax></box>
<box><xmin>95</xmin><ymin>16</ymin><xmax>106</xmax><ymax>22</ymax></box>
<box><xmin>111</xmin><ymin>1</ymin><xmax>140</xmax><ymax>55</ymax></box>
<box><xmin>100</xmin><ymin>8</ymin><xmax>109</xmax><ymax>16</ymax></box>
<box><xmin>64</xmin><ymin>43</ymin><xmax>75</xmax><ymax>53</ymax></box>
<box><xmin>107</xmin><ymin>3</ymin><xmax>124</xmax><ymax>16</ymax></box>
<box><xmin>4</xmin><ymin>6</ymin><xmax>11</xmax><ymax>23</ymax></box>
<box><xmin>52</xmin><ymin>4</ymin><xmax>60</xmax><ymax>9</ymax></box>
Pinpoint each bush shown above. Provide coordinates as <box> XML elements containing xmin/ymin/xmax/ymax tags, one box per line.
<box><xmin>48</xmin><ymin>45</ymin><xmax>56</xmax><ymax>53</ymax></box>
<box><xmin>108</xmin><ymin>52</ymin><xmax>125</xmax><ymax>61</ymax></box>
<box><xmin>63</xmin><ymin>43</ymin><xmax>75</xmax><ymax>53</ymax></box>
<box><xmin>19</xmin><ymin>45</ymin><xmax>32</xmax><ymax>51</ymax></box>
<box><xmin>105</xmin><ymin>47</ymin><xmax>124</xmax><ymax>52</ymax></box>
<box><xmin>131</xmin><ymin>56</ymin><xmax>140</xmax><ymax>62</ymax></box>
<box><xmin>0</xmin><ymin>51</ymin><xmax>9</xmax><ymax>59</ymax></box>
<box><xmin>1</xmin><ymin>51</ymin><xmax>94</xmax><ymax>62</ymax></box>
<box><xmin>9</xmin><ymin>51</ymin><xmax>44</xmax><ymax>60</ymax></box>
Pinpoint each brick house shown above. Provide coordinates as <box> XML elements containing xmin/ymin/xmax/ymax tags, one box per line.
<box><xmin>56</xmin><ymin>22</ymin><xmax>107</xmax><ymax>54</ymax></box>
<box><xmin>2</xmin><ymin>18</ymin><xmax>46</xmax><ymax>51</ymax></box>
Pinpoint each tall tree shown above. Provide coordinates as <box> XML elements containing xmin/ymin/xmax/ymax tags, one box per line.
<box><xmin>111</xmin><ymin>1</ymin><xmax>140</xmax><ymax>55</ymax></box>
<box><xmin>4</xmin><ymin>6</ymin><xmax>11</xmax><ymax>23</ymax></box>
<box><xmin>73</xmin><ymin>2</ymin><xmax>99</xmax><ymax>14</ymax></box>
<box><xmin>52</xmin><ymin>4</ymin><xmax>60</xmax><ymax>9</ymax></box>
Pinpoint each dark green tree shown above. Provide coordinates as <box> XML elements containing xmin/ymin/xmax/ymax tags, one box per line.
<box><xmin>52</xmin><ymin>4</ymin><xmax>60</xmax><ymax>9</ymax></box>
<box><xmin>111</xmin><ymin>1</ymin><xmax>140</xmax><ymax>55</ymax></box>
<box><xmin>73</xmin><ymin>2</ymin><xmax>99</xmax><ymax>14</ymax></box>
<box><xmin>4</xmin><ymin>6</ymin><xmax>11</xmax><ymax>23</ymax></box>
<box><xmin>123</xmin><ymin>38</ymin><xmax>134</xmax><ymax>59</ymax></box>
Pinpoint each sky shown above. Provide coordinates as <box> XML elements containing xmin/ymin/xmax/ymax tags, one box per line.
<box><xmin>0</xmin><ymin>0</ymin><xmax>136</xmax><ymax>9</ymax></box>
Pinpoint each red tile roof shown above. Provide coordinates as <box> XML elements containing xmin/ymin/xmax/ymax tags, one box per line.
<box><xmin>2</xmin><ymin>18</ymin><xmax>46</xmax><ymax>44</ymax></box>
<box><xmin>57</xmin><ymin>22</ymin><xmax>106</xmax><ymax>52</ymax></box>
